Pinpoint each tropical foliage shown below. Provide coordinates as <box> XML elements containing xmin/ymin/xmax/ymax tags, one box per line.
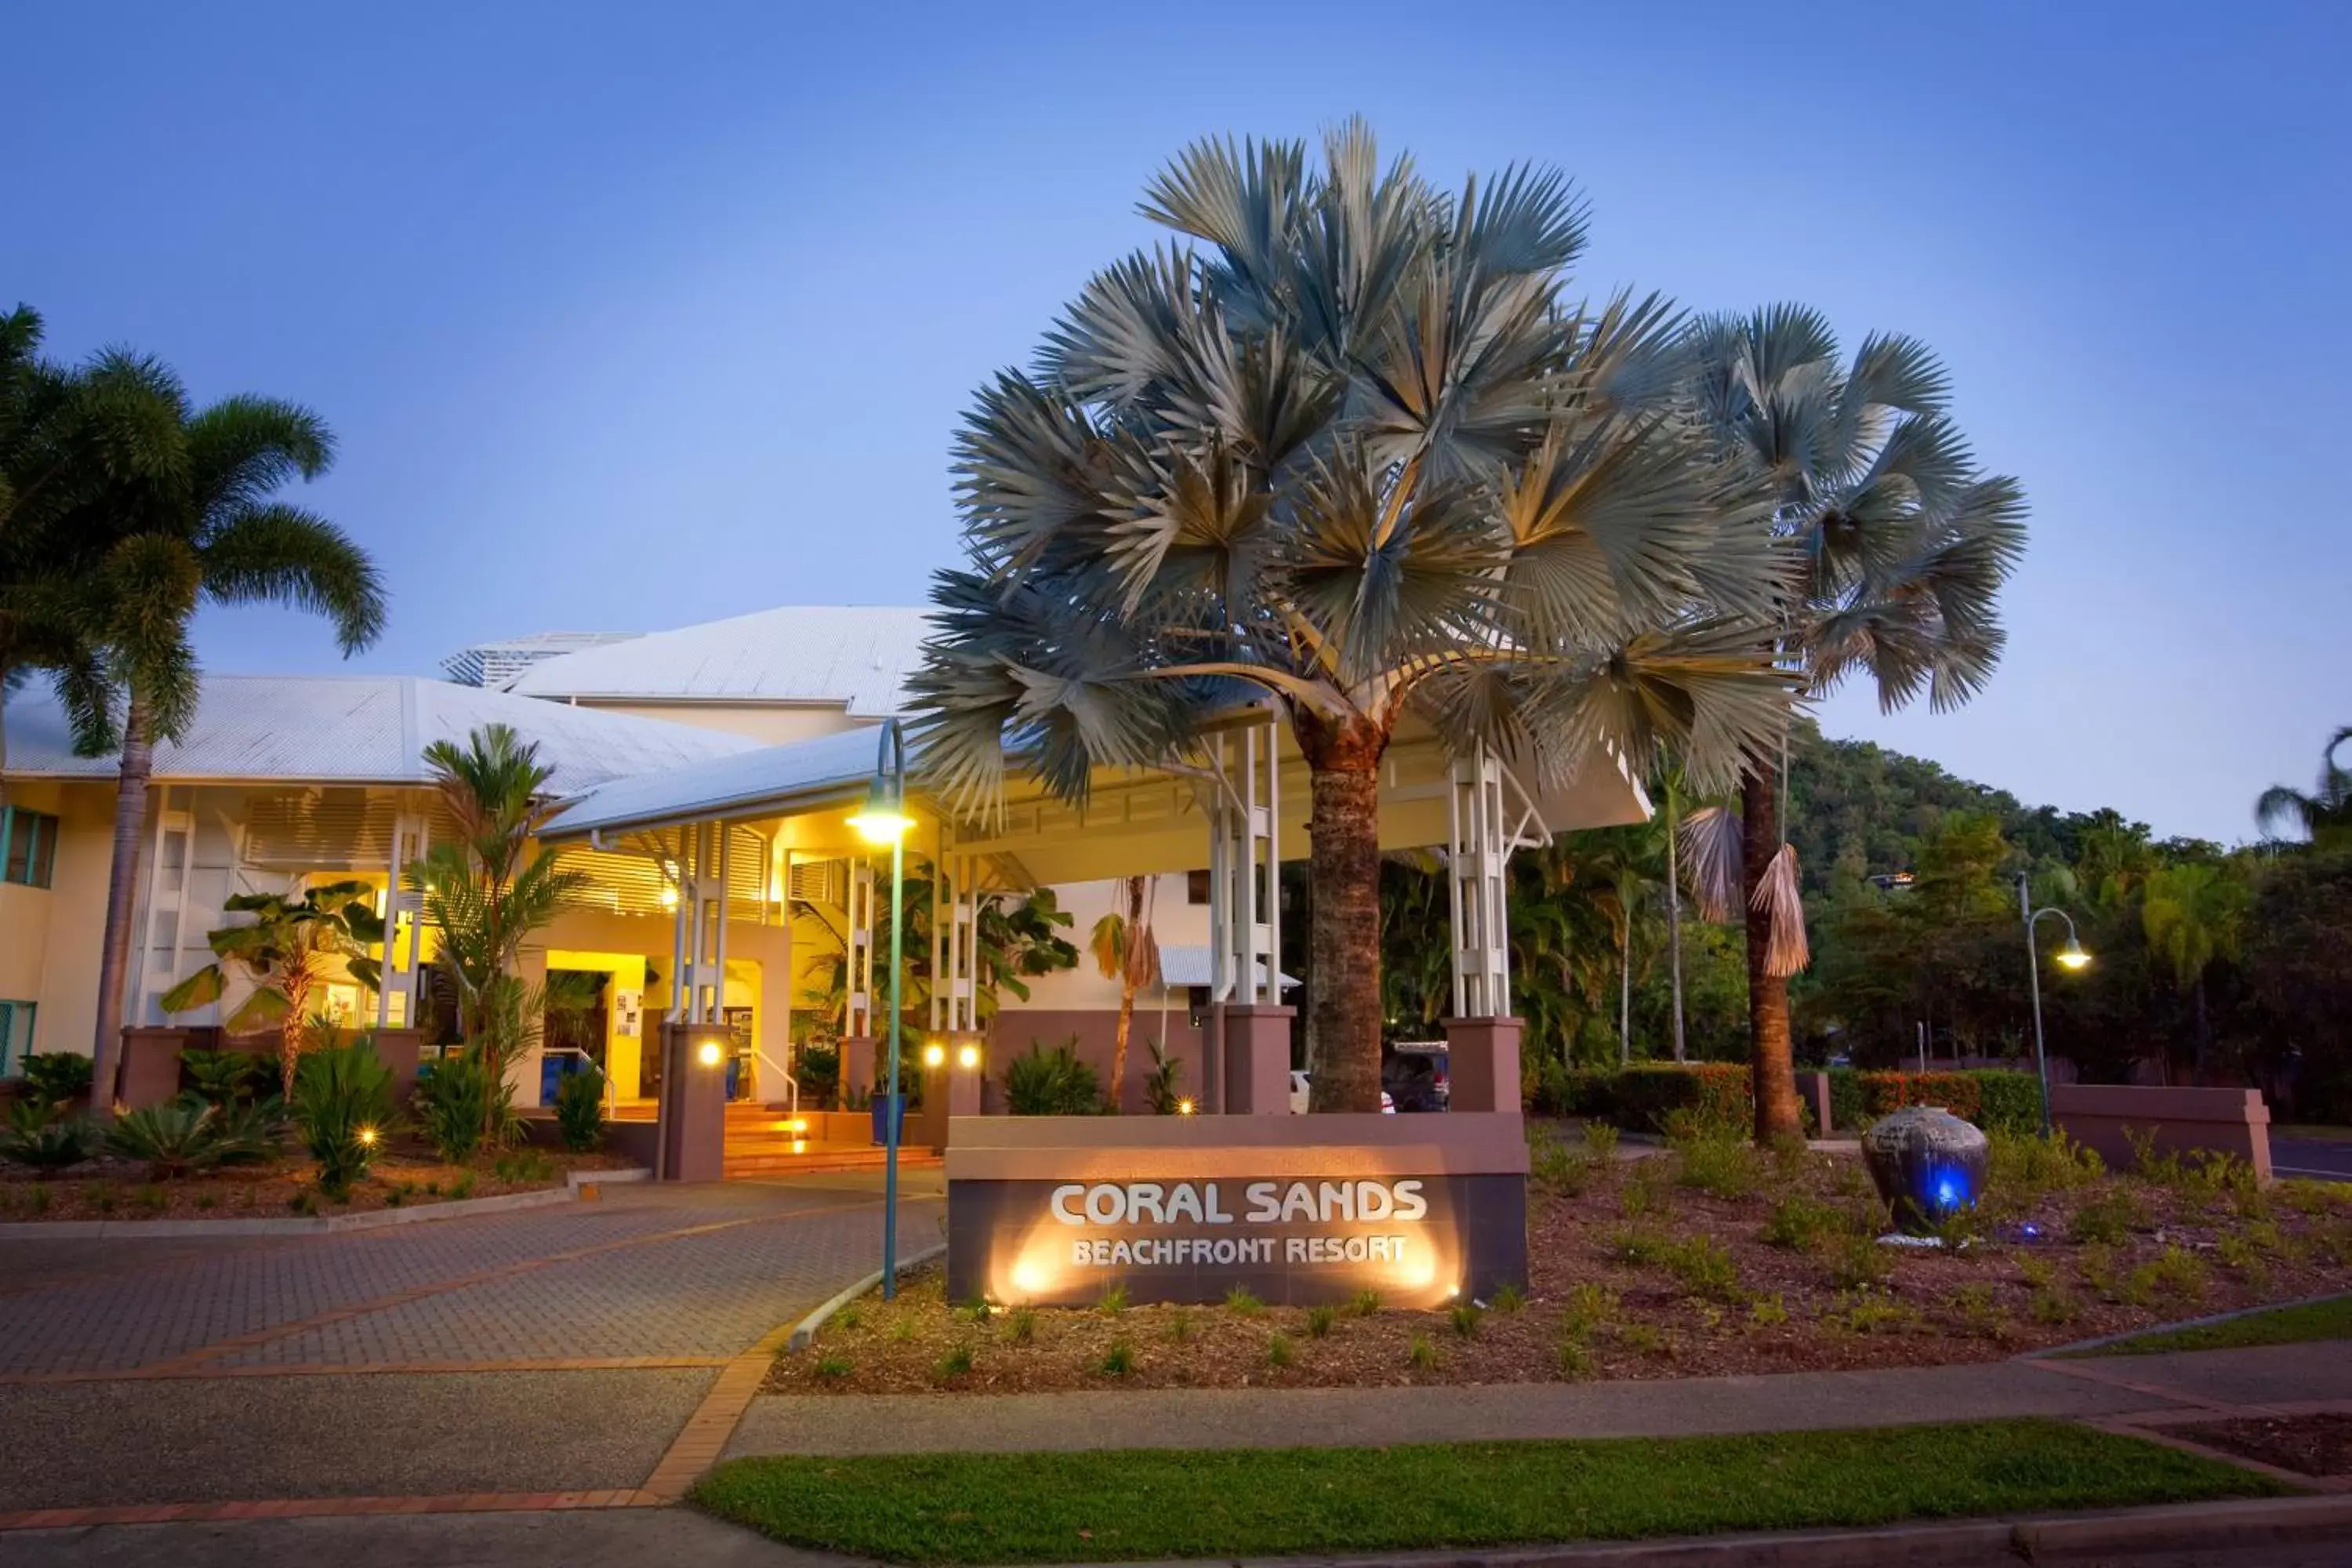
<box><xmin>291</xmin><ymin>1037</ymin><xmax>396</xmax><ymax>1196</ymax></box>
<box><xmin>158</xmin><ymin>880</ymin><xmax>384</xmax><ymax>1097</ymax></box>
<box><xmin>909</xmin><ymin>124</ymin><xmax>1798</xmax><ymax>1112</ymax></box>
<box><xmin>0</xmin><ymin>1100</ymin><xmax>93</xmax><ymax>1174</ymax></box>
<box><xmin>1681</xmin><ymin>308</ymin><xmax>2027</xmax><ymax>1142</ymax></box>
<box><xmin>103</xmin><ymin>1096</ymin><xmax>276</xmax><ymax>1181</ymax></box>
<box><xmin>553</xmin><ymin>1063</ymin><xmax>607</xmax><ymax>1152</ymax></box>
<box><xmin>411</xmin><ymin>1047</ymin><xmax>512</xmax><ymax>1165</ymax></box>
<box><xmin>1003</xmin><ymin>1040</ymin><xmax>1104</xmax><ymax>1116</ymax></box>
<box><xmin>1090</xmin><ymin>876</ymin><xmax>1160</xmax><ymax>1107</ymax></box>
<box><xmin>408</xmin><ymin>723</ymin><xmax>588</xmax><ymax>1137</ymax></box>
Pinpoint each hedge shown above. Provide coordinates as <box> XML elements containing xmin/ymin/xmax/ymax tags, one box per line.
<box><xmin>1523</xmin><ymin>1061</ymin><xmax>1751</xmax><ymax>1137</ymax></box>
<box><xmin>1530</xmin><ymin>1062</ymin><xmax>2042</xmax><ymax>1138</ymax></box>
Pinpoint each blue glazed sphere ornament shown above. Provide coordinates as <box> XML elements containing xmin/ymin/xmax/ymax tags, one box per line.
<box><xmin>1860</xmin><ymin>1106</ymin><xmax>1990</xmax><ymax>1236</ymax></box>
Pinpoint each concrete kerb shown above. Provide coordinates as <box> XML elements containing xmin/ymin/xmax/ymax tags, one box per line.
<box><xmin>785</xmin><ymin>1241</ymin><xmax>949</xmax><ymax>1352</ymax></box>
<box><xmin>1052</xmin><ymin>1494</ymin><xmax>2352</xmax><ymax>1568</ymax></box>
<box><xmin>0</xmin><ymin>1167</ymin><xmax>650</xmax><ymax>1240</ymax></box>
<box><xmin>2024</xmin><ymin>1289</ymin><xmax>2352</xmax><ymax>1359</ymax></box>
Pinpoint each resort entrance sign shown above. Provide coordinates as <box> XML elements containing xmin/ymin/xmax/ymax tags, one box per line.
<box><xmin>945</xmin><ymin>1118</ymin><xmax>1528</xmax><ymax>1309</ymax></box>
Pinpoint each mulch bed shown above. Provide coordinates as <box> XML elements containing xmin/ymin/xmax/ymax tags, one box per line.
<box><xmin>768</xmin><ymin>1122</ymin><xmax>2352</xmax><ymax>1395</ymax></box>
<box><xmin>2173</xmin><ymin>1414</ymin><xmax>2352</xmax><ymax>1476</ymax></box>
<box><xmin>0</xmin><ymin>1141</ymin><xmax>633</xmax><ymax>1221</ymax></box>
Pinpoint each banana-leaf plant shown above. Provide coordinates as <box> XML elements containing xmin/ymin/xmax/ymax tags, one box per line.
<box><xmin>159</xmin><ymin>880</ymin><xmax>383</xmax><ymax>1100</ymax></box>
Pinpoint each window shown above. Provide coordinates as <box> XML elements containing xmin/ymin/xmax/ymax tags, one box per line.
<box><xmin>0</xmin><ymin>1000</ymin><xmax>34</xmax><ymax>1078</ymax></box>
<box><xmin>1186</xmin><ymin>869</ymin><xmax>1211</xmax><ymax>906</ymax></box>
<box><xmin>1</xmin><ymin>808</ymin><xmax>58</xmax><ymax>888</ymax></box>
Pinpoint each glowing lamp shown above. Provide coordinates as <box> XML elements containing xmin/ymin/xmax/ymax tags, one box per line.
<box><xmin>659</xmin><ymin>884</ymin><xmax>679</xmax><ymax>910</ymax></box>
<box><xmin>956</xmin><ymin>1043</ymin><xmax>981</xmax><ymax>1071</ymax></box>
<box><xmin>922</xmin><ymin>1041</ymin><xmax>946</xmax><ymax>1069</ymax></box>
<box><xmin>696</xmin><ymin>1039</ymin><xmax>724</xmax><ymax>1069</ymax></box>
<box><xmin>356</xmin><ymin>1125</ymin><xmax>379</xmax><ymax>1149</ymax></box>
<box><xmin>2055</xmin><ymin>939</ymin><xmax>2092</xmax><ymax>971</ymax></box>
<box><xmin>1175</xmin><ymin>1098</ymin><xmax>1196</xmax><ymax>1116</ymax></box>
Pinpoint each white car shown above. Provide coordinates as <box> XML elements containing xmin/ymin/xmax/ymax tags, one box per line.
<box><xmin>1290</xmin><ymin>1070</ymin><xmax>1395</xmax><ymax>1114</ymax></box>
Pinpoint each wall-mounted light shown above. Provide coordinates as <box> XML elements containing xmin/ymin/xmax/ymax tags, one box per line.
<box><xmin>922</xmin><ymin>1041</ymin><xmax>946</xmax><ymax>1069</ymax></box>
<box><xmin>956</xmin><ymin>1044</ymin><xmax>981</xmax><ymax>1071</ymax></box>
<box><xmin>697</xmin><ymin>1039</ymin><xmax>724</xmax><ymax>1068</ymax></box>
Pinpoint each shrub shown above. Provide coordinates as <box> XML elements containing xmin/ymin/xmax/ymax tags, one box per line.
<box><xmin>1658</xmin><ymin>1236</ymin><xmax>1745</xmax><ymax>1304</ymax></box>
<box><xmin>1225</xmin><ymin>1285</ymin><xmax>1265</xmax><ymax>1316</ymax></box>
<box><xmin>1144</xmin><ymin>1040</ymin><xmax>1185</xmax><ymax>1115</ymax></box>
<box><xmin>933</xmin><ymin>1345</ymin><xmax>974</xmax><ymax>1381</ymax></box>
<box><xmin>553</xmin><ymin>1065</ymin><xmax>607</xmax><ymax>1152</ymax></box>
<box><xmin>1004</xmin><ymin>1040</ymin><xmax>1102</xmax><ymax>1116</ymax></box>
<box><xmin>1611</xmin><ymin>1064</ymin><xmax>1751</xmax><ymax>1137</ymax></box>
<box><xmin>1407</xmin><ymin>1334</ymin><xmax>1439</xmax><ymax>1370</ymax></box>
<box><xmin>1559</xmin><ymin>1282</ymin><xmax>1617</xmax><ymax>1339</ymax></box>
<box><xmin>1003</xmin><ymin>1307</ymin><xmax>1037</xmax><ymax>1345</ymax></box>
<box><xmin>1098</xmin><ymin>1283</ymin><xmax>1129</xmax><ymax>1315</ymax></box>
<box><xmin>1824</xmin><ymin>1066</ymin><xmax>1864</xmax><ymax>1134</ymax></box>
<box><xmin>1989</xmin><ymin>1129</ymin><xmax>2103</xmax><ymax>1196</ymax></box>
<box><xmin>1450</xmin><ymin>1303</ymin><xmax>1483</xmax><ymax>1338</ymax></box>
<box><xmin>1857</xmin><ymin>1071</ymin><xmax>1983</xmax><ymax>1124</ymax></box>
<box><xmin>1099</xmin><ymin>1340</ymin><xmax>1134</xmax><ymax>1377</ymax></box>
<box><xmin>1969</xmin><ymin>1072</ymin><xmax>2046</xmax><ymax>1135</ymax></box>
<box><xmin>0</xmin><ymin>1101</ymin><xmax>93</xmax><ymax>1173</ymax></box>
<box><xmin>181</xmin><ymin>1048</ymin><xmax>271</xmax><ymax>1107</ymax></box>
<box><xmin>494</xmin><ymin>1147</ymin><xmax>559</xmax><ymax>1184</ymax></box>
<box><xmin>412</xmin><ymin>1049</ymin><xmax>496</xmax><ymax>1163</ymax></box>
<box><xmin>1266</xmin><ymin>1332</ymin><xmax>1294</xmax><ymax>1367</ymax></box>
<box><xmin>19</xmin><ymin>1052</ymin><xmax>93</xmax><ymax>1111</ymax></box>
<box><xmin>1493</xmin><ymin>1282</ymin><xmax>1526</xmax><ymax>1313</ymax></box>
<box><xmin>1350</xmin><ymin>1288</ymin><xmax>1382</xmax><ymax>1316</ymax></box>
<box><xmin>1749</xmin><ymin>1294</ymin><xmax>1790</xmax><ymax>1327</ymax></box>
<box><xmin>105</xmin><ymin>1099</ymin><xmax>231</xmax><ymax>1180</ymax></box>
<box><xmin>796</xmin><ymin>1043</ymin><xmax>841</xmax><ymax>1109</ymax></box>
<box><xmin>292</xmin><ymin>1044</ymin><xmax>395</xmax><ymax>1196</ymax></box>
<box><xmin>1581</xmin><ymin>1120</ymin><xmax>1620</xmax><ymax>1161</ymax></box>
<box><xmin>1762</xmin><ymin>1194</ymin><xmax>1839</xmax><ymax>1251</ymax></box>
<box><xmin>2068</xmin><ymin>1189</ymin><xmax>2150</xmax><ymax>1245</ymax></box>
<box><xmin>1305</xmin><ymin>1304</ymin><xmax>1336</xmax><ymax>1338</ymax></box>
<box><xmin>1529</xmin><ymin>1132</ymin><xmax>1590</xmax><ymax>1196</ymax></box>
<box><xmin>815</xmin><ymin>1355</ymin><xmax>852</xmax><ymax>1379</ymax></box>
<box><xmin>1828</xmin><ymin>1232</ymin><xmax>1893</xmax><ymax>1290</ymax></box>
<box><xmin>1674</xmin><ymin>1137</ymin><xmax>1762</xmax><ymax>1200</ymax></box>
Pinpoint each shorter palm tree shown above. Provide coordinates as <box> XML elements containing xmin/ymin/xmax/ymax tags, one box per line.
<box><xmin>1089</xmin><ymin>876</ymin><xmax>1160</xmax><ymax>1109</ymax></box>
<box><xmin>159</xmin><ymin>880</ymin><xmax>384</xmax><ymax>1098</ymax></box>
<box><xmin>2142</xmin><ymin>860</ymin><xmax>2251</xmax><ymax>1077</ymax></box>
<box><xmin>2256</xmin><ymin>728</ymin><xmax>2352</xmax><ymax>853</ymax></box>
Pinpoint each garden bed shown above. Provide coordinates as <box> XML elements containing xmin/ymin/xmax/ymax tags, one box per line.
<box><xmin>768</xmin><ymin>1120</ymin><xmax>2352</xmax><ymax>1394</ymax></box>
<box><xmin>0</xmin><ymin>1142</ymin><xmax>633</xmax><ymax>1222</ymax></box>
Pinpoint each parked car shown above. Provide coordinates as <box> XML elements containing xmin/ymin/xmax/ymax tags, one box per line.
<box><xmin>1289</xmin><ymin>1069</ymin><xmax>1395</xmax><ymax>1114</ymax></box>
<box><xmin>1382</xmin><ymin>1045</ymin><xmax>1449</xmax><ymax>1112</ymax></box>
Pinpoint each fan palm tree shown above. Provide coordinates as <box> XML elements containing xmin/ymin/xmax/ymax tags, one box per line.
<box><xmin>85</xmin><ymin>370</ymin><xmax>386</xmax><ymax>1103</ymax></box>
<box><xmin>1682</xmin><ymin>308</ymin><xmax>2027</xmax><ymax>1141</ymax></box>
<box><xmin>1089</xmin><ymin>874</ymin><xmax>1161</xmax><ymax>1109</ymax></box>
<box><xmin>2256</xmin><ymin>728</ymin><xmax>2352</xmax><ymax>853</ymax></box>
<box><xmin>158</xmin><ymin>880</ymin><xmax>385</xmax><ymax>1098</ymax></box>
<box><xmin>909</xmin><ymin>125</ymin><xmax>1795</xmax><ymax>1110</ymax></box>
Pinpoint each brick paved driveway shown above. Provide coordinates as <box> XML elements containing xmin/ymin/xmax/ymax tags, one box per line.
<box><xmin>0</xmin><ymin>1174</ymin><xmax>942</xmax><ymax>1512</ymax></box>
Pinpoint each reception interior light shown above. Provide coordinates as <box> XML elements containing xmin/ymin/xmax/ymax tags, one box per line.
<box><xmin>697</xmin><ymin>1040</ymin><xmax>724</xmax><ymax>1068</ymax></box>
<box><xmin>2056</xmin><ymin>938</ymin><xmax>2092</xmax><ymax>971</ymax></box>
<box><xmin>922</xmin><ymin>1041</ymin><xmax>947</xmax><ymax>1069</ymax></box>
<box><xmin>956</xmin><ymin>1043</ymin><xmax>982</xmax><ymax>1070</ymax></box>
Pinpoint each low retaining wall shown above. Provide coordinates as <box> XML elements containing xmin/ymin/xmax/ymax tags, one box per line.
<box><xmin>2052</xmin><ymin>1084</ymin><xmax>2273</xmax><ymax>1182</ymax></box>
<box><xmin>945</xmin><ymin>1112</ymin><xmax>1529</xmax><ymax>1308</ymax></box>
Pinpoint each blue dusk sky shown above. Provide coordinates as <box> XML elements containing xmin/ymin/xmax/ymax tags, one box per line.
<box><xmin>5</xmin><ymin>2</ymin><xmax>2345</xmax><ymax>844</ymax></box>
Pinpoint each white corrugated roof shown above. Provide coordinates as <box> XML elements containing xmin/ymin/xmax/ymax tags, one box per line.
<box><xmin>540</xmin><ymin>724</ymin><xmax>893</xmax><ymax>839</ymax></box>
<box><xmin>1156</xmin><ymin>945</ymin><xmax>1298</xmax><ymax>990</ymax></box>
<box><xmin>507</xmin><ymin>605</ymin><xmax>933</xmax><ymax>716</ymax></box>
<box><xmin>2</xmin><ymin>674</ymin><xmax>760</xmax><ymax>795</ymax></box>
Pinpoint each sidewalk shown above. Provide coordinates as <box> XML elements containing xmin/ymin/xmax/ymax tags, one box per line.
<box><xmin>728</xmin><ymin>1341</ymin><xmax>2352</xmax><ymax>1459</ymax></box>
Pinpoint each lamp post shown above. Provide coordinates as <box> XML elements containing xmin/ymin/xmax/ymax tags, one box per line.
<box><xmin>2018</xmin><ymin>873</ymin><xmax>2092</xmax><ymax>1138</ymax></box>
<box><xmin>848</xmin><ymin>718</ymin><xmax>913</xmax><ymax>1299</ymax></box>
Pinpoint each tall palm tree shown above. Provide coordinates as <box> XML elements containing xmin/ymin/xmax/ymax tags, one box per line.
<box><xmin>2256</xmin><ymin>728</ymin><xmax>2352</xmax><ymax>853</ymax></box>
<box><xmin>909</xmin><ymin>125</ymin><xmax>1795</xmax><ymax>1110</ymax></box>
<box><xmin>2141</xmin><ymin>859</ymin><xmax>2249</xmax><ymax>1079</ymax></box>
<box><xmin>1684</xmin><ymin>308</ymin><xmax>2027</xmax><ymax>1142</ymax></box>
<box><xmin>0</xmin><ymin>314</ymin><xmax>183</xmax><ymax>799</ymax></box>
<box><xmin>85</xmin><ymin>372</ymin><xmax>385</xmax><ymax>1103</ymax></box>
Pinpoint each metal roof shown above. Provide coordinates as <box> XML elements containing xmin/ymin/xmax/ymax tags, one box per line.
<box><xmin>539</xmin><ymin>723</ymin><xmax>892</xmax><ymax>840</ymax></box>
<box><xmin>1156</xmin><ymin>945</ymin><xmax>1297</xmax><ymax>990</ymax></box>
<box><xmin>1</xmin><ymin>674</ymin><xmax>760</xmax><ymax>795</ymax></box>
<box><xmin>506</xmin><ymin>604</ymin><xmax>933</xmax><ymax>716</ymax></box>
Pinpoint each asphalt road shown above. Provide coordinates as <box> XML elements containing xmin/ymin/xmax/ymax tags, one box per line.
<box><xmin>2272</xmin><ymin>1138</ymin><xmax>2352</xmax><ymax>1182</ymax></box>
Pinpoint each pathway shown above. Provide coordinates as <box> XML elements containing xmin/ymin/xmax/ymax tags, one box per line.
<box><xmin>0</xmin><ymin>1173</ymin><xmax>943</xmax><ymax>1516</ymax></box>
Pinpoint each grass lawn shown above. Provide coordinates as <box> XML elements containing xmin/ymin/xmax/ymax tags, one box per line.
<box><xmin>692</xmin><ymin>1419</ymin><xmax>2279</xmax><ymax>1565</ymax></box>
<box><xmin>2072</xmin><ymin>1294</ymin><xmax>2352</xmax><ymax>1357</ymax></box>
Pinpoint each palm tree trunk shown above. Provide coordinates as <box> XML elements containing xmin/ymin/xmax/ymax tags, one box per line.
<box><xmin>90</xmin><ymin>695</ymin><xmax>156</xmax><ymax>1106</ymax></box>
<box><xmin>1667</xmin><ymin>805</ymin><xmax>1686</xmax><ymax>1063</ymax></box>
<box><xmin>1296</xmin><ymin>711</ymin><xmax>1386</xmax><ymax>1113</ymax></box>
<box><xmin>1618</xmin><ymin>911</ymin><xmax>1632</xmax><ymax>1065</ymax></box>
<box><xmin>1740</xmin><ymin>767</ymin><xmax>1802</xmax><ymax>1145</ymax></box>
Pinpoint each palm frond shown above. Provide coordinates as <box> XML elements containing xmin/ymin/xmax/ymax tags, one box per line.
<box><xmin>1748</xmin><ymin>841</ymin><xmax>1810</xmax><ymax>977</ymax></box>
<box><xmin>198</xmin><ymin>503</ymin><xmax>385</xmax><ymax>655</ymax></box>
<box><xmin>1679</xmin><ymin>804</ymin><xmax>1743</xmax><ymax>923</ymax></box>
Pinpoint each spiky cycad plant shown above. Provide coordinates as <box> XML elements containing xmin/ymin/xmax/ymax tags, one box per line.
<box><xmin>909</xmin><ymin>124</ymin><xmax>1795</xmax><ymax>1109</ymax></box>
<box><xmin>1682</xmin><ymin>307</ymin><xmax>2027</xmax><ymax>1142</ymax></box>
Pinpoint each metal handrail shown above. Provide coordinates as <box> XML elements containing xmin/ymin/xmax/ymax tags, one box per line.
<box><xmin>746</xmin><ymin>1046</ymin><xmax>800</xmax><ymax>1118</ymax></box>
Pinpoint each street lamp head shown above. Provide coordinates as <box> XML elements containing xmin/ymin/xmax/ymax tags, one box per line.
<box><xmin>849</xmin><ymin>717</ymin><xmax>914</xmax><ymax>843</ymax></box>
<box><xmin>2056</xmin><ymin>939</ymin><xmax>2092</xmax><ymax>971</ymax></box>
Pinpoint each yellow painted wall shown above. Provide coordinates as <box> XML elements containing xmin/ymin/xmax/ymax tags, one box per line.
<box><xmin>14</xmin><ymin>782</ymin><xmax>116</xmax><ymax>1060</ymax></box>
<box><xmin>568</xmin><ymin>701</ymin><xmax>869</xmax><ymax>746</ymax></box>
<box><xmin>545</xmin><ymin>949</ymin><xmax>648</xmax><ymax>1098</ymax></box>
